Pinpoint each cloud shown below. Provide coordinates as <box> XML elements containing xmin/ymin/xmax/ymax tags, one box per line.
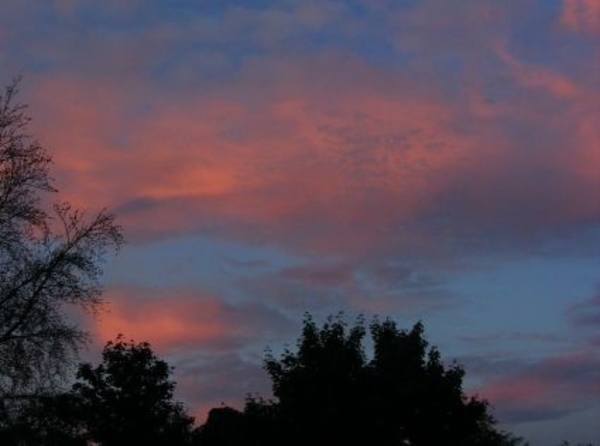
<box><xmin>174</xmin><ymin>352</ymin><xmax>271</xmax><ymax>423</ymax></box>
<box><xmin>495</xmin><ymin>43</ymin><xmax>580</xmax><ymax>98</ymax></box>
<box><xmin>278</xmin><ymin>262</ymin><xmax>357</xmax><ymax>289</ymax></box>
<box><xmin>560</xmin><ymin>0</ymin><xmax>600</xmax><ymax>35</ymax></box>
<box><xmin>475</xmin><ymin>352</ymin><xmax>600</xmax><ymax>423</ymax></box>
<box><xmin>388</xmin><ymin>0</ymin><xmax>511</xmax><ymax>57</ymax></box>
<box><xmin>84</xmin><ymin>284</ymin><xmax>295</xmax><ymax>424</ymax></box>
<box><xmin>93</xmin><ymin>287</ymin><xmax>293</xmax><ymax>352</ymax></box>
<box><xmin>232</xmin><ymin>257</ymin><xmax>458</xmax><ymax>320</ymax></box>
<box><xmin>13</xmin><ymin>0</ymin><xmax>595</xmax><ymax>271</ymax></box>
<box><xmin>568</xmin><ymin>293</ymin><xmax>600</xmax><ymax>326</ymax></box>
<box><xmin>28</xmin><ymin>49</ymin><xmax>597</xmax><ymax>265</ymax></box>
<box><xmin>566</xmin><ymin>291</ymin><xmax>600</xmax><ymax>347</ymax></box>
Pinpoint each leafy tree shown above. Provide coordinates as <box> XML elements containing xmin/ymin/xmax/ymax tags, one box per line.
<box><xmin>263</xmin><ymin>313</ymin><xmax>369</xmax><ymax>445</ymax></box>
<box><xmin>0</xmin><ymin>78</ymin><xmax>123</xmax><ymax>400</ymax></box>
<box><xmin>197</xmin><ymin>313</ymin><xmax>525</xmax><ymax>446</ymax></box>
<box><xmin>73</xmin><ymin>335</ymin><xmax>195</xmax><ymax>445</ymax></box>
<box><xmin>367</xmin><ymin>318</ymin><xmax>520</xmax><ymax>445</ymax></box>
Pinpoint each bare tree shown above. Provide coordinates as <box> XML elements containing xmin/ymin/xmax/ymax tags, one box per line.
<box><xmin>0</xmin><ymin>78</ymin><xmax>123</xmax><ymax>400</ymax></box>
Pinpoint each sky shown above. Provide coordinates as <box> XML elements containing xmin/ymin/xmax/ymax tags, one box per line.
<box><xmin>1</xmin><ymin>0</ymin><xmax>599</xmax><ymax>444</ymax></box>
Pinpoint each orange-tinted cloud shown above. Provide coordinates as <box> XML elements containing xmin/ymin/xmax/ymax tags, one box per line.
<box><xmin>26</xmin><ymin>33</ymin><xmax>599</xmax><ymax>262</ymax></box>
<box><xmin>93</xmin><ymin>287</ymin><xmax>292</xmax><ymax>352</ymax></box>
<box><xmin>27</xmin><ymin>60</ymin><xmax>479</xmax><ymax>253</ymax></box>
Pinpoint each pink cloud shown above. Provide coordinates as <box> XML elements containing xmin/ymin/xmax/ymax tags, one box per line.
<box><xmin>26</xmin><ymin>47</ymin><xmax>599</xmax><ymax>261</ymax></box>
<box><xmin>495</xmin><ymin>43</ymin><xmax>580</xmax><ymax>98</ymax></box>
<box><xmin>92</xmin><ymin>287</ymin><xmax>291</xmax><ymax>352</ymax></box>
<box><xmin>475</xmin><ymin>352</ymin><xmax>600</xmax><ymax>422</ymax></box>
<box><xmin>560</xmin><ymin>0</ymin><xmax>600</xmax><ymax>35</ymax></box>
<box><xmin>26</xmin><ymin>60</ymin><xmax>470</xmax><ymax>246</ymax></box>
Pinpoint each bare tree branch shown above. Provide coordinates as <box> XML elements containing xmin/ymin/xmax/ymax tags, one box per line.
<box><xmin>0</xmin><ymin>78</ymin><xmax>123</xmax><ymax>399</ymax></box>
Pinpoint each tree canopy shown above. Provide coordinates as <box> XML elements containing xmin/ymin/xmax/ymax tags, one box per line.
<box><xmin>197</xmin><ymin>313</ymin><xmax>524</xmax><ymax>446</ymax></box>
<box><xmin>0</xmin><ymin>312</ymin><xmax>546</xmax><ymax>445</ymax></box>
<box><xmin>72</xmin><ymin>336</ymin><xmax>195</xmax><ymax>445</ymax></box>
<box><xmin>1</xmin><ymin>336</ymin><xmax>195</xmax><ymax>445</ymax></box>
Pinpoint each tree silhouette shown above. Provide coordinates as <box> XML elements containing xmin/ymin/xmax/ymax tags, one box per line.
<box><xmin>197</xmin><ymin>313</ymin><xmax>525</xmax><ymax>446</ymax></box>
<box><xmin>367</xmin><ymin>318</ymin><xmax>514</xmax><ymax>445</ymax></box>
<box><xmin>0</xmin><ymin>78</ymin><xmax>123</xmax><ymax>402</ymax></box>
<box><xmin>72</xmin><ymin>335</ymin><xmax>195</xmax><ymax>445</ymax></box>
<box><xmin>263</xmin><ymin>313</ymin><xmax>369</xmax><ymax>445</ymax></box>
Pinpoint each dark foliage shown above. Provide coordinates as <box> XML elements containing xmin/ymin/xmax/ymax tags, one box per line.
<box><xmin>72</xmin><ymin>335</ymin><xmax>195</xmax><ymax>445</ymax></box>
<box><xmin>0</xmin><ymin>337</ymin><xmax>195</xmax><ymax>445</ymax></box>
<box><xmin>196</xmin><ymin>313</ymin><xmax>525</xmax><ymax>446</ymax></box>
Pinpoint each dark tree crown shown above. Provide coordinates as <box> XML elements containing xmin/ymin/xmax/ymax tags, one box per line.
<box><xmin>197</xmin><ymin>313</ymin><xmax>525</xmax><ymax>446</ymax></box>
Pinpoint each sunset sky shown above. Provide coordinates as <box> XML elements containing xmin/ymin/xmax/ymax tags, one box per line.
<box><xmin>2</xmin><ymin>1</ymin><xmax>599</xmax><ymax>444</ymax></box>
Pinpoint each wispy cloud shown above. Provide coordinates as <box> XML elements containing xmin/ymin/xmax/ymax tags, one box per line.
<box><xmin>94</xmin><ymin>287</ymin><xmax>293</xmax><ymax>352</ymax></box>
<box><xmin>474</xmin><ymin>352</ymin><xmax>600</xmax><ymax>423</ymax></box>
